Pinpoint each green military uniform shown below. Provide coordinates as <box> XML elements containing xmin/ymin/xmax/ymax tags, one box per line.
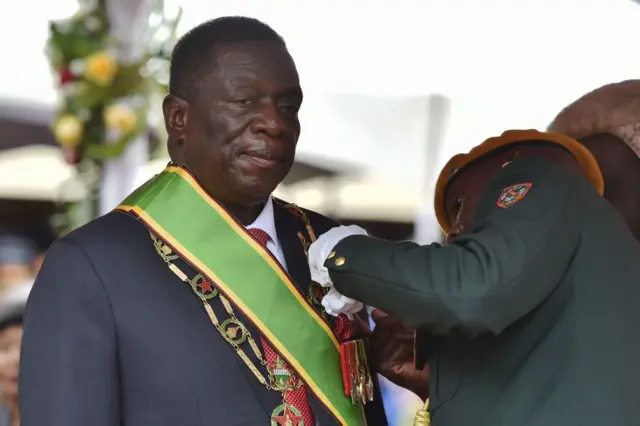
<box><xmin>324</xmin><ymin>132</ymin><xmax>640</xmax><ymax>425</ymax></box>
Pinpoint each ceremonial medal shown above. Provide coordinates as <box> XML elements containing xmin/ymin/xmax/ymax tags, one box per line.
<box><xmin>357</xmin><ymin>338</ymin><xmax>374</xmax><ymax>403</ymax></box>
<box><xmin>271</xmin><ymin>357</ymin><xmax>298</xmax><ymax>392</ymax></box>
<box><xmin>340</xmin><ymin>339</ymin><xmax>374</xmax><ymax>405</ymax></box>
<box><xmin>271</xmin><ymin>403</ymin><xmax>305</xmax><ymax>426</ymax></box>
<box><xmin>273</xmin><ymin>362</ymin><xmax>289</xmax><ymax>391</ymax></box>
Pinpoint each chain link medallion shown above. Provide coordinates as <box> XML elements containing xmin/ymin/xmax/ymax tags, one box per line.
<box><xmin>271</xmin><ymin>403</ymin><xmax>305</xmax><ymax>426</ymax></box>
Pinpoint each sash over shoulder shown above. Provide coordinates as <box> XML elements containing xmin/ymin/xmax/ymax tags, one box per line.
<box><xmin>115</xmin><ymin>164</ymin><xmax>366</xmax><ymax>426</ymax></box>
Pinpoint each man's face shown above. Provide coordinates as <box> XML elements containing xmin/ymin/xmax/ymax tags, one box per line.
<box><xmin>0</xmin><ymin>264</ymin><xmax>31</xmax><ymax>288</ymax></box>
<box><xmin>444</xmin><ymin>154</ymin><xmax>510</xmax><ymax>240</ymax></box>
<box><xmin>164</xmin><ymin>41</ymin><xmax>303</xmax><ymax>205</ymax></box>
<box><xmin>0</xmin><ymin>325</ymin><xmax>22</xmax><ymax>398</ymax></box>
<box><xmin>444</xmin><ymin>144</ymin><xmax>583</xmax><ymax>241</ymax></box>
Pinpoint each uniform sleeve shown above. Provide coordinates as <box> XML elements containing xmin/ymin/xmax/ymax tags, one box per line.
<box><xmin>326</xmin><ymin>159</ymin><xmax>582</xmax><ymax>334</ymax></box>
<box><xmin>19</xmin><ymin>238</ymin><xmax>120</xmax><ymax>426</ymax></box>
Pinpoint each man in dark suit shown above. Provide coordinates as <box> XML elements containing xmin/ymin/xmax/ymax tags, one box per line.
<box><xmin>308</xmin><ymin>130</ymin><xmax>640</xmax><ymax>425</ymax></box>
<box><xmin>19</xmin><ymin>17</ymin><xmax>386</xmax><ymax>426</ymax></box>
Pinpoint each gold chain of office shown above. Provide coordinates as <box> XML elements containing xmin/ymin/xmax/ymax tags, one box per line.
<box><xmin>150</xmin><ymin>232</ymin><xmax>304</xmax><ymax>395</ymax></box>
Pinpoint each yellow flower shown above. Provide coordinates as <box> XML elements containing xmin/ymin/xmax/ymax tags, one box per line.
<box><xmin>53</xmin><ymin>115</ymin><xmax>83</xmax><ymax>147</ymax></box>
<box><xmin>84</xmin><ymin>51</ymin><xmax>118</xmax><ymax>86</ymax></box>
<box><xmin>104</xmin><ymin>104</ymin><xmax>137</xmax><ymax>134</ymax></box>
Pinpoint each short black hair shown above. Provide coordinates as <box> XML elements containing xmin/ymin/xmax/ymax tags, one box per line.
<box><xmin>169</xmin><ymin>16</ymin><xmax>286</xmax><ymax>100</ymax></box>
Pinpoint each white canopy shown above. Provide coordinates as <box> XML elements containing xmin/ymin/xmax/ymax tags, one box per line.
<box><xmin>275</xmin><ymin>176</ymin><xmax>420</xmax><ymax>222</ymax></box>
<box><xmin>0</xmin><ymin>145</ymin><xmax>86</xmax><ymax>202</ymax></box>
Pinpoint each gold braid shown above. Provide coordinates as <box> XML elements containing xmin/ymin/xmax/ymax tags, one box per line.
<box><xmin>414</xmin><ymin>399</ymin><xmax>430</xmax><ymax>426</ymax></box>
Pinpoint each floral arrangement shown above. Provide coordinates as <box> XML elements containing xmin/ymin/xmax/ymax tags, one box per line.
<box><xmin>46</xmin><ymin>0</ymin><xmax>180</xmax><ymax>167</ymax></box>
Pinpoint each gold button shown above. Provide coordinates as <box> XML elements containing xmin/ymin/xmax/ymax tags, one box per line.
<box><xmin>334</xmin><ymin>257</ymin><xmax>346</xmax><ymax>266</ymax></box>
<box><xmin>327</xmin><ymin>251</ymin><xmax>336</xmax><ymax>259</ymax></box>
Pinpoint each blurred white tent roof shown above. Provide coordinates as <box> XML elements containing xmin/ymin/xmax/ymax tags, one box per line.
<box><xmin>276</xmin><ymin>175</ymin><xmax>419</xmax><ymax>222</ymax></box>
<box><xmin>0</xmin><ymin>98</ymin><xmax>52</xmax><ymax>126</ymax></box>
<box><xmin>0</xmin><ymin>145</ymin><xmax>86</xmax><ymax>202</ymax></box>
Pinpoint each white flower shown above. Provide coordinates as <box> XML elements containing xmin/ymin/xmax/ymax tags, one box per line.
<box><xmin>69</xmin><ymin>59</ymin><xmax>84</xmax><ymax>75</ymax></box>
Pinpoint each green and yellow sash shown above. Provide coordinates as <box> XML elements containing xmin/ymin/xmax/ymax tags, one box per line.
<box><xmin>116</xmin><ymin>165</ymin><xmax>365</xmax><ymax>426</ymax></box>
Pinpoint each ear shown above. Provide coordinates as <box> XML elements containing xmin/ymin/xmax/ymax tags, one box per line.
<box><xmin>162</xmin><ymin>94</ymin><xmax>189</xmax><ymax>162</ymax></box>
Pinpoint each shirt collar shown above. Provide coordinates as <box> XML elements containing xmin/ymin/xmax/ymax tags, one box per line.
<box><xmin>247</xmin><ymin>197</ymin><xmax>280</xmax><ymax>250</ymax></box>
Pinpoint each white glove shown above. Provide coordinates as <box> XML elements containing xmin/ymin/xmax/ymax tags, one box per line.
<box><xmin>321</xmin><ymin>287</ymin><xmax>363</xmax><ymax>319</ymax></box>
<box><xmin>308</xmin><ymin>225</ymin><xmax>368</xmax><ymax>287</ymax></box>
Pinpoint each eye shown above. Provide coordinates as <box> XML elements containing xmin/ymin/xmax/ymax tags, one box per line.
<box><xmin>230</xmin><ymin>92</ymin><xmax>257</xmax><ymax>105</ymax></box>
<box><xmin>279</xmin><ymin>103</ymin><xmax>300</xmax><ymax>114</ymax></box>
<box><xmin>233</xmin><ymin>98</ymin><xmax>253</xmax><ymax>105</ymax></box>
<box><xmin>277</xmin><ymin>97</ymin><xmax>301</xmax><ymax>114</ymax></box>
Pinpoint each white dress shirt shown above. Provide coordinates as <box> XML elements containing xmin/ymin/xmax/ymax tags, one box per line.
<box><xmin>246</xmin><ymin>197</ymin><xmax>288</xmax><ymax>271</ymax></box>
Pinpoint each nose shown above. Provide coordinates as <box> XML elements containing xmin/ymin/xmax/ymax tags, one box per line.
<box><xmin>250</xmin><ymin>102</ymin><xmax>286</xmax><ymax>138</ymax></box>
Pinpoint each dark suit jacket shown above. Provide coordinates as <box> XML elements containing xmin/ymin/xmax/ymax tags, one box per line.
<box><xmin>19</xmin><ymin>201</ymin><xmax>387</xmax><ymax>426</ymax></box>
<box><xmin>326</xmin><ymin>157</ymin><xmax>640</xmax><ymax>426</ymax></box>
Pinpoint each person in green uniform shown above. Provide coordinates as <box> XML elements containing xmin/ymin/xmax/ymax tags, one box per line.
<box><xmin>308</xmin><ymin>129</ymin><xmax>640</xmax><ymax>425</ymax></box>
<box><xmin>548</xmin><ymin>79</ymin><xmax>640</xmax><ymax>240</ymax></box>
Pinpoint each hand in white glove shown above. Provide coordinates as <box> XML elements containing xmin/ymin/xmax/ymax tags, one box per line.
<box><xmin>321</xmin><ymin>287</ymin><xmax>364</xmax><ymax>319</ymax></box>
<box><xmin>308</xmin><ymin>225</ymin><xmax>368</xmax><ymax>287</ymax></box>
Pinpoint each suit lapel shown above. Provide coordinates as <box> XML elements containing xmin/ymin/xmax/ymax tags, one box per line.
<box><xmin>272</xmin><ymin>201</ymin><xmax>311</xmax><ymax>295</ymax></box>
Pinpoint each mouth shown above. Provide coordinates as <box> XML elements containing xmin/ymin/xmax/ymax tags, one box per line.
<box><xmin>240</xmin><ymin>150</ymin><xmax>282</xmax><ymax>168</ymax></box>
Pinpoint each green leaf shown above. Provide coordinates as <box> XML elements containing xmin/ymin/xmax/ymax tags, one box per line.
<box><xmin>48</xmin><ymin>21</ymin><xmax>67</xmax><ymax>45</ymax></box>
<box><xmin>74</xmin><ymin>81</ymin><xmax>112</xmax><ymax>108</ymax></box>
<box><xmin>153</xmin><ymin>80</ymin><xmax>169</xmax><ymax>93</ymax></box>
<box><xmin>109</xmin><ymin>64</ymin><xmax>145</xmax><ymax>97</ymax></box>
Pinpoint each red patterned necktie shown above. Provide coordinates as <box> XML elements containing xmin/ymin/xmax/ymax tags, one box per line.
<box><xmin>248</xmin><ymin>228</ymin><xmax>315</xmax><ymax>425</ymax></box>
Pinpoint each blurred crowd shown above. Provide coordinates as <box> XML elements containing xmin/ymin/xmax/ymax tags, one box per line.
<box><xmin>0</xmin><ymin>232</ymin><xmax>47</xmax><ymax>426</ymax></box>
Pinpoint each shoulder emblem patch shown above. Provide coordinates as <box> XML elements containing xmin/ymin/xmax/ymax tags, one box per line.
<box><xmin>497</xmin><ymin>183</ymin><xmax>532</xmax><ymax>209</ymax></box>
